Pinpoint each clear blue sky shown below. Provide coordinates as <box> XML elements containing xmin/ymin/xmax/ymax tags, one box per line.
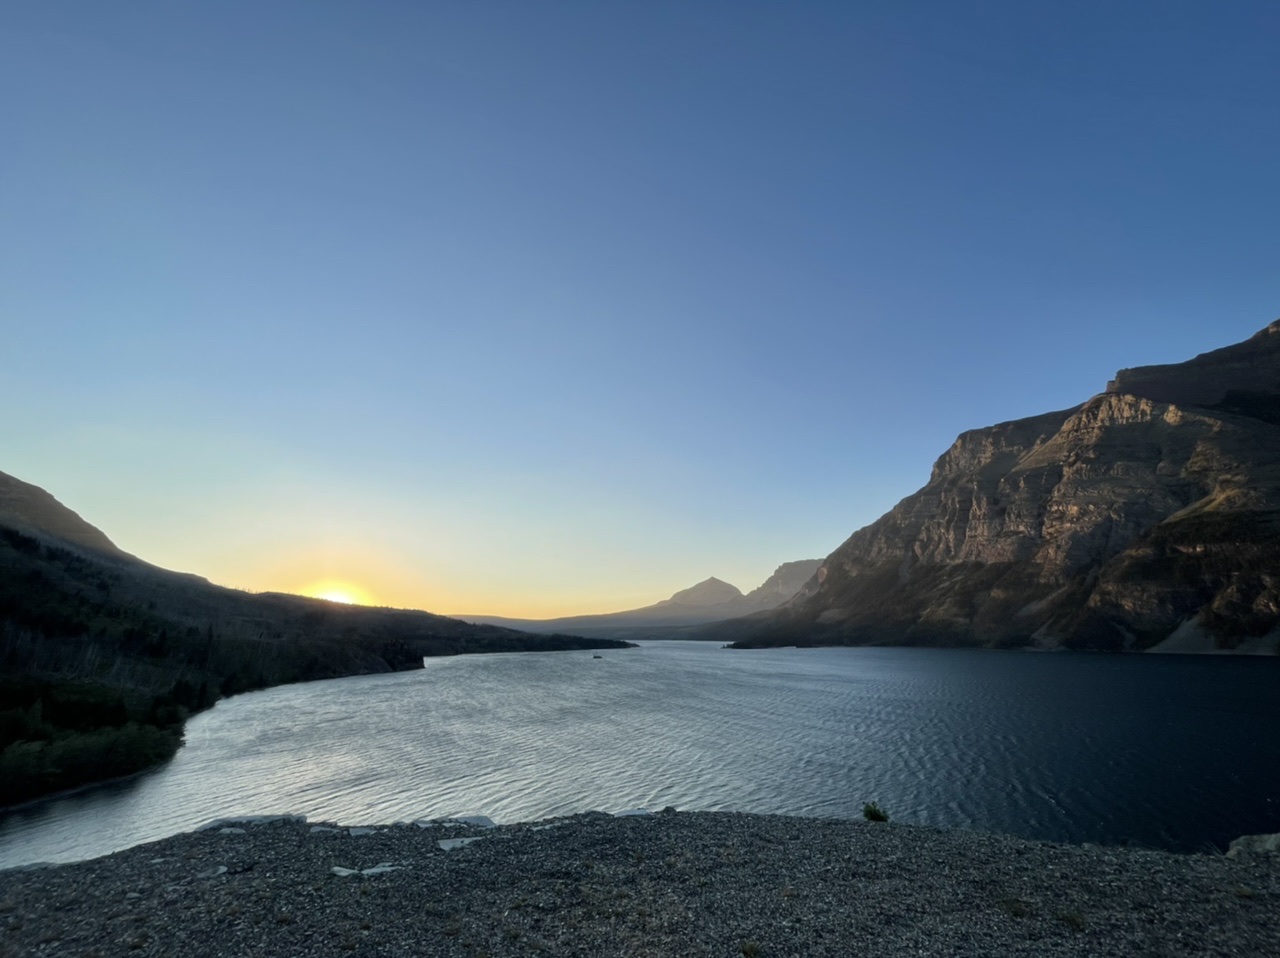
<box><xmin>2</xmin><ymin>1</ymin><xmax>1277</xmax><ymax>615</ymax></box>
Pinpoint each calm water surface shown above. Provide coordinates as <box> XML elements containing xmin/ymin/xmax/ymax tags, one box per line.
<box><xmin>3</xmin><ymin>642</ymin><xmax>1279</xmax><ymax>867</ymax></box>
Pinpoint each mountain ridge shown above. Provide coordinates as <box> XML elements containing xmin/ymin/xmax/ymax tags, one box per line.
<box><xmin>459</xmin><ymin>559</ymin><xmax>823</xmax><ymax>638</ymax></box>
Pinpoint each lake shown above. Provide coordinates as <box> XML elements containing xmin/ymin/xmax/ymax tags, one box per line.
<box><xmin>2</xmin><ymin>641</ymin><xmax>1279</xmax><ymax>868</ymax></box>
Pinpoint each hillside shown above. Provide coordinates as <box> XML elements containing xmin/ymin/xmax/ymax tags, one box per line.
<box><xmin>0</xmin><ymin>471</ymin><xmax>630</xmax><ymax>805</ymax></box>
<box><xmin>722</xmin><ymin>321</ymin><xmax>1280</xmax><ymax>652</ymax></box>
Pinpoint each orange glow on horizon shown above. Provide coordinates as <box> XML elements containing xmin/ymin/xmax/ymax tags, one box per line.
<box><xmin>300</xmin><ymin>580</ymin><xmax>379</xmax><ymax>606</ymax></box>
<box><xmin>254</xmin><ymin>560</ymin><xmax>658</xmax><ymax>620</ymax></box>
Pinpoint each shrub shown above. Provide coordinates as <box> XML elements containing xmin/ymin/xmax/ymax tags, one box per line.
<box><xmin>862</xmin><ymin>802</ymin><xmax>889</xmax><ymax>823</ymax></box>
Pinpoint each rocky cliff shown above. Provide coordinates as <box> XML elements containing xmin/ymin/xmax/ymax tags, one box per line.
<box><xmin>726</xmin><ymin>322</ymin><xmax>1280</xmax><ymax>652</ymax></box>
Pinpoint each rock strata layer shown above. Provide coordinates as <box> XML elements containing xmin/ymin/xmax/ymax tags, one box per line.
<box><xmin>726</xmin><ymin>321</ymin><xmax>1280</xmax><ymax>651</ymax></box>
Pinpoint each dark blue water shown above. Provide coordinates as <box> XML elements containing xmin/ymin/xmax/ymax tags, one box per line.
<box><xmin>2</xmin><ymin>642</ymin><xmax>1278</xmax><ymax>867</ymax></box>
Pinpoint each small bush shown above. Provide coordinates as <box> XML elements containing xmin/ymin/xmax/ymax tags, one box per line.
<box><xmin>862</xmin><ymin>802</ymin><xmax>889</xmax><ymax>823</ymax></box>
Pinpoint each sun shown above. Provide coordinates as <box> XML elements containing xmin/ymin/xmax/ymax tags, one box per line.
<box><xmin>301</xmin><ymin>580</ymin><xmax>378</xmax><ymax>606</ymax></box>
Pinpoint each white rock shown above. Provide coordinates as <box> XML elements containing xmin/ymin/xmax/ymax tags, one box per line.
<box><xmin>613</xmin><ymin>808</ymin><xmax>652</xmax><ymax>818</ymax></box>
<box><xmin>453</xmin><ymin>815</ymin><xmax>497</xmax><ymax>829</ymax></box>
<box><xmin>361</xmin><ymin>863</ymin><xmax>402</xmax><ymax>876</ymax></box>
<box><xmin>331</xmin><ymin>866</ymin><xmax>359</xmax><ymax>877</ymax></box>
<box><xmin>438</xmin><ymin>837</ymin><xmax>485</xmax><ymax>851</ymax></box>
<box><xmin>196</xmin><ymin>865</ymin><xmax>228</xmax><ymax>879</ymax></box>
<box><xmin>348</xmin><ymin>827</ymin><xmax>378</xmax><ymax>837</ymax></box>
<box><xmin>1226</xmin><ymin>832</ymin><xmax>1280</xmax><ymax>859</ymax></box>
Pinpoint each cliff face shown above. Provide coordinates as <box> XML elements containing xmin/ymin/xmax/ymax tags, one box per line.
<box><xmin>742</xmin><ymin>560</ymin><xmax>824</xmax><ymax>610</ymax></box>
<box><xmin>733</xmin><ymin>322</ymin><xmax>1280</xmax><ymax>652</ymax></box>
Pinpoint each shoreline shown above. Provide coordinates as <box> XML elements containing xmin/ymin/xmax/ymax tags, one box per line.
<box><xmin>1</xmin><ymin>811</ymin><xmax>1275</xmax><ymax>956</ymax></box>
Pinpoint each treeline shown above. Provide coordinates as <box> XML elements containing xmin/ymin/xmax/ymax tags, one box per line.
<box><xmin>0</xmin><ymin>677</ymin><xmax>197</xmax><ymax>806</ymax></box>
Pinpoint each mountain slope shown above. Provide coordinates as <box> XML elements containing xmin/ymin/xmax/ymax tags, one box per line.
<box><xmin>0</xmin><ymin>470</ymin><xmax>125</xmax><ymax>556</ymax></box>
<box><xmin>724</xmin><ymin>321</ymin><xmax>1280</xmax><ymax>652</ymax></box>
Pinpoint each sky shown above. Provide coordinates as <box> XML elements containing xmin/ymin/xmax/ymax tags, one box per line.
<box><xmin>1</xmin><ymin>1</ymin><xmax>1277</xmax><ymax>617</ymax></box>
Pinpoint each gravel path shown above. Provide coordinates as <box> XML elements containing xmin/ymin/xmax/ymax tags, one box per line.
<box><xmin>1</xmin><ymin>811</ymin><xmax>1276</xmax><ymax>957</ymax></box>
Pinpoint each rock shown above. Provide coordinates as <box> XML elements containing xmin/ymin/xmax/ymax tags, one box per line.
<box><xmin>1226</xmin><ymin>833</ymin><xmax>1280</xmax><ymax>860</ymax></box>
<box><xmin>218</xmin><ymin>828</ymin><xmax>246</xmax><ymax>835</ymax></box>
<box><xmin>331</xmin><ymin>863</ymin><xmax>403</xmax><ymax>877</ymax></box>
<box><xmin>438</xmin><ymin>837</ymin><xmax>485</xmax><ymax>851</ymax></box>
<box><xmin>452</xmin><ymin>815</ymin><xmax>497</xmax><ymax>829</ymax></box>
<box><xmin>347</xmin><ymin>827</ymin><xmax>378</xmax><ymax>837</ymax></box>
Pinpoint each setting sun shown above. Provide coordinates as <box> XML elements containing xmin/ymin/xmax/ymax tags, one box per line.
<box><xmin>300</xmin><ymin>580</ymin><xmax>378</xmax><ymax>607</ymax></box>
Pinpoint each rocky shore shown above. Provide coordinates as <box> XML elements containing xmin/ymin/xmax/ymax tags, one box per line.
<box><xmin>2</xmin><ymin>811</ymin><xmax>1276</xmax><ymax>957</ymax></box>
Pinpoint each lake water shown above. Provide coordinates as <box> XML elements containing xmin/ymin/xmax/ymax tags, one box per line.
<box><xmin>3</xmin><ymin>642</ymin><xmax>1279</xmax><ymax>868</ymax></box>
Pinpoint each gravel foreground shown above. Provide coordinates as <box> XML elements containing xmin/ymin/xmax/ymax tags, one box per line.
<box><xmin>1</xmin><ymin>811</ymin><xmax>1277</xmax><ymax>957</ymax></box>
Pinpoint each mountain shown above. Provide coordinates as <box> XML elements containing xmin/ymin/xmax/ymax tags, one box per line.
<box><xmin>461</xmin><ymin>559</ymin><xmax>823</xmax><ymax>638</ymax></box>
<box><xmin>742</xmin><ymin>560</ymin><xmax>826</xmax><ymax>609</ymax></box>
<box><xmin>0</xmin><ymin>470</ymin><xmax>630</xmax><ymax>805</ymax></box>
<box><xmin>653</xmin><ymin>576</ymin><xmax>744</xmax><ymax>609</ymax></box>
<box><xmin>0</xmin><ymin>470</ymin><xmax>125</xmax><ymax>556</ymax></box>
<box><xmin>721</xmin><ymin>321</ymin><xmax>1280</xmax><ymax>653</ymax></box>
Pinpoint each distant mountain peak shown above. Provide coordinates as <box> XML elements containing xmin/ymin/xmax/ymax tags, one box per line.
<box><xmin>656</xmin><ymin>576</ymin><xmax>744</xmax><ymax>608</ymax></box>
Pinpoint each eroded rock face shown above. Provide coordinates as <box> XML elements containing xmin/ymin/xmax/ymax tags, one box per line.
<box><xmin>737</xmin><ymin>321</ymin><xmax>1280</xmax><ymax>651</ymax></box>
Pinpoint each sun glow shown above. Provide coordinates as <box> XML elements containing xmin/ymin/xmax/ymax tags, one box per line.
<box><xmin>301</xmin><ymin>580</ymin><xmax>378</xmax><ymax>606</ymax></box>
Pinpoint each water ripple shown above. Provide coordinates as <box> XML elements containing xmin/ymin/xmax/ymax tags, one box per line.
<box><xmin>3</xmin><ymin>642</ymin><xmax>1280</xmax><ymax>866</ymax></box>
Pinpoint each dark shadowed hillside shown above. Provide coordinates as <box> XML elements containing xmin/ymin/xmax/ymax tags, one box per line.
<box><xmin>0</xmin><ymin>471</ymin><xmax>630</xmax><ymax>805</ymax></box>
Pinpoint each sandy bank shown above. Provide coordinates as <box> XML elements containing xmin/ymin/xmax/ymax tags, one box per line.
<box><xmin>1</xmin><ymin>811</ymin><xmax>1276</xmax><ymax>957</ymax></box>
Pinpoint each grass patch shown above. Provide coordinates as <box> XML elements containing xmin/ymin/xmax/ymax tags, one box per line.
<box><xmin>997</xmin><ymin>898</ymin><xmax>1032</xmax><ymax>918</ymax></box>
<box><xmin>862</xmin><ymin>802</ymin><xmax>889</xmax><ymax>823</ymax></box>
<box><xmin>1058</xmin><ymin>909</ymin><xmax>1086</xmax><ymax>931</ymax></box>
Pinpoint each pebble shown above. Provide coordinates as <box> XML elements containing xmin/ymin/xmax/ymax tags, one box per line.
<box><xmin>0</xmin><ymin>811</ymin><xmax>1274</xmax><ymax>957</ymax></box>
